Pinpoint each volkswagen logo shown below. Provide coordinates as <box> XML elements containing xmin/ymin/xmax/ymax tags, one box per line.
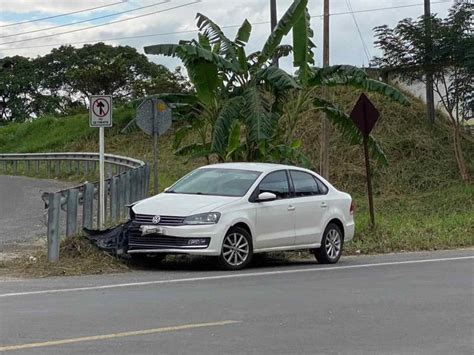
<box><xmin>152</xmin><ymin>215</ymin><xmax>161</xmax><ymax>224</ymax></box>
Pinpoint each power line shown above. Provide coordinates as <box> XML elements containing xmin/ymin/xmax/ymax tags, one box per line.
<box><xmin>344</xmin><ymin>0</ymin><xmax>371</xmax><ymax>63</ymax></box>
<box><xmin>0</xmin><ymin>0</ymin><xmax>451</xmax><ymax>51</ymax></box>
<box><xmin>321</xmin><ymin>0</ymin><xmax>450</xmax><ymax>18</ymax></box>
<box><xmin>0</xmin><ymin>1</ymin><xmax>126</xmax><ymax>28</ymax></box>
<box><xmin>0</xmin><ymin>1</ymin><xmax>170</xmax><ymax>39</ymax></box>
<box><xmin>0</xmin><ymin>1</ymin><xmax>202</xmax><ymax>46</ymax></box>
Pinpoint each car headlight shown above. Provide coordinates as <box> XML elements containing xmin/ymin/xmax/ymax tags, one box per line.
<box><xmin>183</xmin><ymin>212</ymin><xmax>221</xmax><ymax>225</ymax></box>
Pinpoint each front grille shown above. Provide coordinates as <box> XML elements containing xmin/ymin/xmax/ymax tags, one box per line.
<box><xmin>133</xmin><ymin>214</ymin><xmax>185</xmax><ymax>226</ymax></box>
<box><xmin>127</xmin><ymin>223</ymin><xmax>210</xmax><ymax>250</ymax></box>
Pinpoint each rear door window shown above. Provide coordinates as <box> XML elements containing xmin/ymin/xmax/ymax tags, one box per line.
<box><xmin>290</xmin><ymin>171</ymin><xmax>320</xmax><ymax>197</ymax></box>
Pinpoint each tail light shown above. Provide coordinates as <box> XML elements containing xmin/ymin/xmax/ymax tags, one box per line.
<box><xmin>350</xmin><ymin>201</ymin><xmax>355</xmax><ymax>215</ymax></box>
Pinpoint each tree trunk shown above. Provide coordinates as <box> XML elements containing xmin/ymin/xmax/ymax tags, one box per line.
<box><xmin>453</xmin><ymin>125</ymin><xmax>471</xmax><ymax>184</ymax></box>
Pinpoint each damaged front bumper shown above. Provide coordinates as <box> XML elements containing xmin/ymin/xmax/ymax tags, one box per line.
<box><xmin>126</xmin><ymin>221</ymin><xmax>225</xmax><ymax>256</ymax></box>
<box><xmin>83</xmin><ymin>220</ymin><xmax>226</xmax><ymax>257</ymax></box>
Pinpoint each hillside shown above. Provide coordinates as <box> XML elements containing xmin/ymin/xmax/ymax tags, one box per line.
<box><xmin>1</xmin><ymin>88</ymin><xmax>472</xmax><ymax>194</ymax></box>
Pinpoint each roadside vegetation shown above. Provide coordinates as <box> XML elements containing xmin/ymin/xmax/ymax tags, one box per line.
<box><xmin>1</xmin><ymin>83</ymin><xmax>472</xmax><ymax>277</ymax></box>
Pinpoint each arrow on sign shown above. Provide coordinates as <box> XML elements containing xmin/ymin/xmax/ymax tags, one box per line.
<box><xmin>96</xmin><ymin>100</ymin><xmax>105</xmax><ymax>116</ymax></box>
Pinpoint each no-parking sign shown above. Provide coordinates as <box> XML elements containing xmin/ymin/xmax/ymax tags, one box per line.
<box><xmin>89</xmin><ymin>95</ymin><xmax>112</xmax><ymax>127</ymax></box>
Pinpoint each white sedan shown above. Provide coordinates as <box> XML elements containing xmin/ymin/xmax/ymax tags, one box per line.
<box><xmin>128</xmin><ymin>163</ymin><xmax>355</xmax><ymax>270</ymax></box>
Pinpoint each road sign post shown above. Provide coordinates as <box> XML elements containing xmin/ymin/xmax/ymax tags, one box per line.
<box><xmin>152</xmin><ymin>102</ymin><xmax>158</xmax><ymax>194</ymax></box>
<box><xmin>136</xmin><ymin>98</ymin><xmax>171</xmax><ymax>194</ymax></box>
<box><xmin>362</xmin><ymin>135</ymin><xmax>375</xmax><ymax>227</ymax></box>
<box><xmin>350</xmin><ymin>93</ymin><xmax>379</xmax><ymax>228</ymax></box>
<box><xmin>89</xmin><ymin>95</ymin><xmax>112</xmax><ymax>230</ymax></box>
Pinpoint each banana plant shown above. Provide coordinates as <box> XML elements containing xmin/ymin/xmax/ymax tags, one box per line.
<box><xmin>144</xmin><ymin>0</ymin><xmax>308</xmax><ymax>163</ymax></box>
<box><xmin>144</xmin><ymin>0</ymin><xmax>409</xmax><ymax>167</ymax></box>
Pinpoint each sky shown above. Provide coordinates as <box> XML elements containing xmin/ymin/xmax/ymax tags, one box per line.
<box><xmin>0</xmin><ymin>0</ymin><xmax>453</xmax><ymax>74</ymax></box>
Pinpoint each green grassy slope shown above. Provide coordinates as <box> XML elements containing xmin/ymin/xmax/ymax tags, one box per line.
<box><xmin>295</xmin><ymin>87</ymin><xmax>474</xmax><ymax>194</ymax></box>
<box><xmin>2</xmin><ymin>89</ymin><xmax>472</xmax><ymax>193</ymax></box>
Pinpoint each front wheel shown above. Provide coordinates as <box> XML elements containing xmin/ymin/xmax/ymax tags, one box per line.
<box><xmin>314</xmin><ymin>223</ymin><xmax>343</xmax><ymax>264</ymax></box>
<box><xmin>218</xmin><ymin>227</ymin><xmax>253</xmax><ymax>270</ymax></box>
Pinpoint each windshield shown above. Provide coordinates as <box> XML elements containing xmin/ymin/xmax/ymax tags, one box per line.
<box><xmin>167</xmin><ymin>168</ymin><xmax>261</xmax><ymax>197</ymax></box>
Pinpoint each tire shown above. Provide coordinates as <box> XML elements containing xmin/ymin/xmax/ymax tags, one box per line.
<box><xmin>314</xmin><ymin>223</ymin><xmax>343</xmax><ymax>264</ymax></box>
<box><xmin>218</xmin><ymin>226</ymin><xmax>253</xmax><ymax>270</ymax></box>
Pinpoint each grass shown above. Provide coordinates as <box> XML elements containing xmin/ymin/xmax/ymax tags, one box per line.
<box><xmin>0</xmin><ymin>236</ymin><xmax>129</xmax><ymax>278</ymax></box>
<box><xmin>347</xmin><ymin>184</ymin><xmax>474</xmax><ymax>254</ymax></box>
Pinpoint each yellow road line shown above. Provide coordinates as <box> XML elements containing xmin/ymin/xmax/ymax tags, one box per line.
<box><xmin>0</xmin><ymin>320</ymin><xmax>240</xmax><ymax>352</ymax></box>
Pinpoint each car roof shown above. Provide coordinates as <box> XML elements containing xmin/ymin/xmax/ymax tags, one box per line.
<box><xmin>198</xmin><ymin>162</ymin><xmax>315</xmax><ymax>174</ymax></box>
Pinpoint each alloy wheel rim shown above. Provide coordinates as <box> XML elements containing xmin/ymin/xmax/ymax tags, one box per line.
<box><xmin>222</xmin><ymin>233</ymin><xmax>249</xmax><ymax>266</ymax></box>
<box><xmin>325</xmin><ymin>229</ymin><xmax>341</xmax><ymax>260</ymax></box>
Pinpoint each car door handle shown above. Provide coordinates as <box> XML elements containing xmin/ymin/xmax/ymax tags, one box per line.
<box><xmin>288</xmin><ymin>205</ymin><xmax>296</xmax><ymax>211</ymax></box>
<box><xmin>320</xmin><ymin>202</ymin><xmax>328</xmax><ymax>208</ymax></box>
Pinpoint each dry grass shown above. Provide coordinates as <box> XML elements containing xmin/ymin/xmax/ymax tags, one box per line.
<box><xmin>0</xmin><ymin>236</ymin><xmax>129</xmax><ymax>278</ymax></box>
<box><xmin>295</xmin><ymin>86</ymin><xmax>473</xmax><ymax>194</ymax></box>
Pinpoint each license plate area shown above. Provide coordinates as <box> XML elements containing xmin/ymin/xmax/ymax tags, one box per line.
<box><xmin>140</xmin><ymin>225</ymin><xmax>167</xmax><ymax>236</ymax></box>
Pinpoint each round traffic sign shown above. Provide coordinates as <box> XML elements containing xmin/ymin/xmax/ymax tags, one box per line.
<box><xmin>93</xmin><ymin>99</ymin><xmax>110</xmax><ymax>118</ymax></box>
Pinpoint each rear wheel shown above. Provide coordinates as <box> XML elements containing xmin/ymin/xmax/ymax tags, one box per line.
<box><xmin>314</xmin><ymin>223</ymin><xmax>343</xmax><ymax>264</ymax></box>
<box><xmin>218</xmin><ymin>227</ymin><xmax>253</xmax><ymax>270</ymax></box>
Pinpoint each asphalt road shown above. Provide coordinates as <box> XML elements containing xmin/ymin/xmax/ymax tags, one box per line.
<box><xmin>0</xmin><ymin>249</ymin><xmax>473</xmax><ymax>354</ymax></box>
<box><xmin>0</xmin><ymin>175</ymin><xmax>70</xmax><ymax>254</ymax></box>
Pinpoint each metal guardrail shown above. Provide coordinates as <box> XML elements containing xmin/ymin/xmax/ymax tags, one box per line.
<box><xmin>0</xmin><ymin>152</ymin><xmax>150</xmax><ymax>262</ymax></box>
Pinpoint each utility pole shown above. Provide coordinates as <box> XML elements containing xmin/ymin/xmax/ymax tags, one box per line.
<box><xmin>424</xmin><ymin>0</ymin><xmax>435</xmax><ymax>124</ymax></box>
<box><xmin>270</xmin><ymin>0</ymin><xmax>279</xmax><ymax>67</ymax></box>
<box><xmin>320</xmin><ymin>0</ymin><xmax>330</xmax><ymax>178</ymax></box>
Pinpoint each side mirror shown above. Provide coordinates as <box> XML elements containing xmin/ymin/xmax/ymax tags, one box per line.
<box><xmin>257</xmin><ymin>192</ymin><xmax>277</xmax><ymax>202</ymax></box>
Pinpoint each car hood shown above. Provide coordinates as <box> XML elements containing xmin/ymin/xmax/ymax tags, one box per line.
<box><xmin>132</xmin><ymin>193</ymin><xmax>240</xmax><ymax>216</ymax></box>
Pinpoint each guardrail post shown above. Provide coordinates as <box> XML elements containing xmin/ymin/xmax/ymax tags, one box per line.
<box><xmin>104</xmin><ymin>180</ymin><xmax>109</xmax><ymax>225</ymax></box>
<box><xmin>110</xmin><ymin>176</ymin><xmax>119</xmax><ymax>223</ymax></box>
<box><xmin>83</xmin><ymin>182</ymin><xmax>94</xmax><ymax>230</ymax></box>
<box><xmin>55</xmin><ymin>160</ymin><xmax>60</xmax><ymax>176</ymax></box>
<box><xmin>144</xmin><ymin>164</ymin><xmax>150</xmax><ymax>197</ymax></box>
<box><xmin>130</xmin><ymin>169</ymin><xmax>137</xmax><ymax>203</ymax></box>
<box><xmin>13</xmin><ymin>161</ymin><xmax>17</xmax><ymax>175</ymax></box>
<box><xmin>47</xmin><ymin>192</ymin><xmax>61</xmax><ymax>263</ymax></box>
<box><xmin>46</xmin><ymin>161</ymin><xmax>51</xmax><ymax>177</ymax></box>
<box><xmin>134</xmin><ymin>168</ymin><xmax>140</xmax><ymax>202</ymax></box>
<box><xmin>66</xmin><ymin>189</ymin><xmax>79</xmax><ymax>237</ymax></box>
<box><xmin>95</xmin><ymin>183</ymin><xmax>101</xmax><ymax>229</ymax></box>
<box><xmin>26</xmin><ymin>160</ymin><xmax>30</xmax><ymax>174</ymax></box>
<box><xmin>136</xmin><ymin>167</ymin><xmax>143</xmax><ymax>200</ymax></box>
<box><xmin>107</xmin><ymin>163</ymin><xmax>113</xmax><ymax>179</ymax></box>
<box><xmin>76</xmin><ymin>160</ymin><xmax>80</xmax><ymax>175</ymax></box>
<box><xmin>124</xmin><ymin>171</ymin><xmax>131</xmax><ymax>207</ymax></box>
<box><xmin>118</xmin><ymin>174</ymin><xmax>126</xmax><ymax>218</ymax></box>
